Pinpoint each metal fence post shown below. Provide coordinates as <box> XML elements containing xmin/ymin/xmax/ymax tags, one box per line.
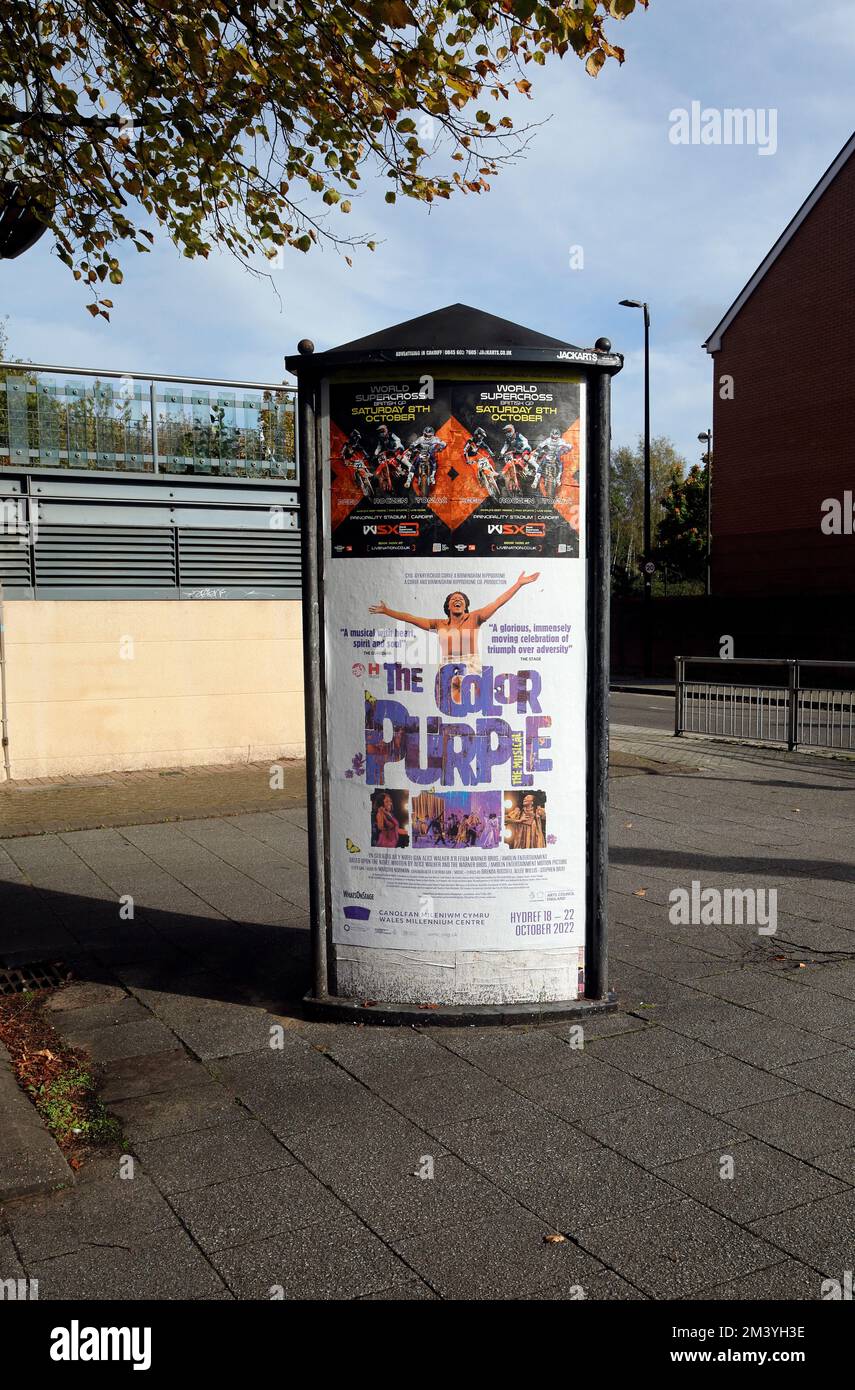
<box><xmin>674</xmin><ymin>656</ymin><xmax>683</xmax><ymax>736</ymax></box>
<box><xmin>787</xmin><ymin>659</ymin><xmax>798</xmax><ymax>751</ymax></box>
<box><xmin>149</xmin><ymin>381</ymin><xmax>159</xmax><ymax>474</ymax></box>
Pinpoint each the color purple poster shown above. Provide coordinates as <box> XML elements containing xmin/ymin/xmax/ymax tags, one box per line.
<box><xmin>322</xmin><ymin>372</ymin><xmax>587</xmax><ymax>970</ymax></box>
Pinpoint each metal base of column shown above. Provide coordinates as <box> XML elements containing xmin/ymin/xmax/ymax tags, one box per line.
<box><xmin>302</xmin><ymin>991</ymin><xmax>618</xmax><ymax>1028</ymax></box>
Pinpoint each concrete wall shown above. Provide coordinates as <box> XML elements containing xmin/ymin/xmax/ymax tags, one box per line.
<box><xmin>1</xmin><ymin>600</ymin><xmax>305</xmax><ymax>781</ymax></box>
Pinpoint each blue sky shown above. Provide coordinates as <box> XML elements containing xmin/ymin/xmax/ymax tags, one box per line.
<box><xmin>2</xmin><ymin>0</ymin><xmax>853</xmax><ymax>465</ymax></box>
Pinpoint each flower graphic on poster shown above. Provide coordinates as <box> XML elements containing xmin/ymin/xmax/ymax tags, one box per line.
<box><xmin>344</xmin><ymin>752</ymin><xmax>366</xmax><ymax>780</ymax></box>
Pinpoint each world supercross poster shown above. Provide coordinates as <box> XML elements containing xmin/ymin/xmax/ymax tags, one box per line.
<box><xmin>329</xmin><ymin>375</ymin><xmax>581</xmax><ymax>559</ymax></box>
<box><xmin>321</xmin><ymin>372</ymin><xmax>586</xmax><ymax>967</ymax></box>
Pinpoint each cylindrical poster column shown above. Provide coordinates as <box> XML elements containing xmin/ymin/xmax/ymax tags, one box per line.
<box><xmin>287</xmin><ymin>305</ymin><xmax>622</xmax><ymax>1023</ymax></box>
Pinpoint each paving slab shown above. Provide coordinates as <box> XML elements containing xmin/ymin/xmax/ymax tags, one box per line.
<box><xmin>123</xmin><ymin>987</ymin><xmax>277</xmax><ymax>1060</ymax></box>
<box><xmin>393</xmin><ymin>1204</ymin><xmax>624</xmax><ymax>1301</ymax></box>
<box><xmin>701</xmin><ymin>1017</ymin><xmax>840</xmax><ymax>1069</ymax></box>
<box><xmin>356</xmin><ymin>1279</ymin><xmax>438</xmax><ymax>1300</ymax></box>
<box><xmin>657</xmin><ymin>1139</ymin><xmax>847</xmax><ymax>1222</ymax></box>
<box><xmin>547</xmin><ymin>1011</ymin><xmax>651</xmax><ymax>1043</ymax></box>
<box><xmin>431</xmin><ymin>1100</ymin><xmax>594</xmax><ymax>1187</ymax></box>
<box><xmin>30</xmin><ymin>1225</ymin><xmax>233</xmax><ymax>1300</ymax></box>
<box><xmin>210</xmin><ymin>1047</ymin><xmax>384</xmax><ymax>1140</ymax></box>
<box><xmin>749</xmin><ymin>1189</ymin><xmax>855</xmax><ymax>1277</ymax></box>
<box><xmin>211</xmin><ymin>1213</ymin><xmax>412</xmax><ymax>1300</ymax></box>
<box><xmin>579</xmin><ymin>1197</ymin><xmax>782</xmax><ymax>1300</ymax></box>
<box><xmin>577</xmin><ymin>1097</ymin><xmax>743</xmax><ymax>1169</ymax></box>
<box><xmin>170</xmin><ymin>1166</ymin><xmax>349</xmax><ymax>1256</ymax></box>
<box><xmin>0</xmin><ymin>1044</ymin><xmax>72</xmax><ymax>1200</ymax></box>
<box><xmin>308</xmin><ymin>1022</ymin><xmax>456</xmax><ymax>1084</ymax></box>
<box><xmin>788</xmin><ymin>962</ymin><xmax>855</xmax><ymax>1001</ymax></box>
<box><xmin>287</xmin><ymin>1122</ymin><xmax>506</xmax><ymax>1244</ymax></box>
<box><xmin>811</xmin><ymin>1146</ymin><xmax>855</xmax><ymax>1183</ymax></box>
<box><xmin>581</xmin><ymin>1023</ymin><xmax>722</xmax><ymax>1073</ymax></box>
<box><xmin>4</xmin><ymin>1172</ymin><xmax>177</xmax><ymax>1264</ymax></box>
<box><xmin>367</xmin><ymin>1065</ymin><xmax>524</xmax><ymax>1132</ymax></box>
<box><xmin>134</xmin><ymin>1119</ymin><xmax>293</xmax><ymax>1195</ymax></box>
<box><xmin>775</xmin><ymin>1049</ymin><xmax>855</xmax><ymax>1107</ymax></box>
<box><xmin>652</xmin><ymin>1054</ymin><xmax>799</xmax><ymax>1115</ymax></box>
<box><xmin>512</xmin><ymin>1056</ymin><xmax>665</xmax><ymax>1124</ymax></box>
<box><xmin>724</xmin><ymin>1091</ymin><xmax>855</xmax><ymax>1160</ymax></box>
<box><xmin>0</xmin><ymin>1234</ymin><xmax>27</xmax><ymax>1283</ymax></box>
<box><xmin>693</xmin><ymin>1259</ymin><xmax>825</xmax><ymax>1301</ymax></box>
<box><xmin>110</xmin><ymin>1081</ymin><xmax>245</xmax><ymax>1142</ymax></box>
<box><xmin>99</xmin><ymin>1049</ymin><xmax>212</xmax><ymax>1103</ymax></box>
<box><xmin>519</xmin><ymin>1145</ymin><xmax>679</xmax><ymax>1237</ymax></box>
<box><xmin>430</xmin><ymin>1025</ymin><xmax>585</xmax><ymax>1081</ymax></box>
<box><xmin>42</xmin><ymin>982</ymin><xmax>129</xmax><ymax>1014</ymax></box>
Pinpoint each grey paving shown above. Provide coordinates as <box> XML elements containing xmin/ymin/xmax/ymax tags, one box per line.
<box><xmin>578</xmin><ymin>1097</ymin><xmax>743</xmax><ymax>1168</ymax></box>
<box><xmin>169</xmin><ymin>1167</ymin><xmax>349</xmax><ymax>1256</ymax></box>
<box><xmin>211</xmin><ymin>1214</ymin><xmax>413</xmax><ymax>1300</ymax></box>
<box><xmin>0</xmin><ymin>1234</ymin><xmax>27</xmax><ymax>1284</ymax></box>
<box><xmin>694</xmin><ymin>1259</ymin><xmax>824</xmax><ymax>1301</ymax></box>
<box><xmin>31</xmin><ymin>1226</ymin><xmax>233</xmax><ymax>1300</ymax></box>
<box><xmin>5</xmin><ymin>1172</ymin><xmax>177</xmax><ymax>1264</ymax></box>
<box><xmin>134</xmin><ymin>1119</ymin><xmax>293</xmax><ymax>1195</ymax></box>
<box><xmin>393</xmin><ymin>1203</ymin><xmax>622</xmax><ymax>1301</ymax></box>
<box><xmin>579</xmin><ymin>1197</ymin><xmax>783</xmax><ymax>1300</ymax></box>
<box><xmin>657</xmin><ymin>1139</ymin><xmax>847</xmax><ymax>1222</ymax></box>
<box><xmin>1</xmin><ymin>734</ymin><xmax>853</xmax><ymax>1300</ymax></box>
<box><xmin>110</xmin><ymin>1080</ymin><xmax>245</xmax><ymax>1142</ymax></box>
<box><xmin>652</xmin><ymin>1054</ymin><xmax>799</xmax><ymax>1115</ymax></box>
<box><xmin>0</xmin><ymin>1043</ymin><xmax>71</xmax><ymax>1200</ymax></box>
<box><xmin>723</xmin><ymin>1091</ymin><xmax>855</xmax><ymax>1160</ymax></box>
<box><xmin>749</xmin><ymin>1189</ymin><xmax>855</xmax><ymax>1277</ymax></box>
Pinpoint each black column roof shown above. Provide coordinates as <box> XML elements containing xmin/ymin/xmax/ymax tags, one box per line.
<box><xmin>285</xmin><ymin>303</ymin><xmax>622</xmax><ymax>374</ymax></box>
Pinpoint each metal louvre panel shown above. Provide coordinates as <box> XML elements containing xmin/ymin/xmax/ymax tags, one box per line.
<box><xmin>33</xmin><ymin>525</ymin><xmax>177</xmax><ymax>589</ymax></box>
<box><xmin>1</xmin><ymin>470</ymin><xmax>301</xmax><ymax>598</ymax></box>
<box><xmin>177</xmin><ymin>528</ymin><xmax>301</xmax><ymax>586</ymax></box>
<box><xmin>0</xmin><ymin>532</ymin><xmax>33</xmax><ymax>588</ymax></box>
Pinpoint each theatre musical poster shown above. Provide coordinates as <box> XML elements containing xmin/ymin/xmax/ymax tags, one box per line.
<box><xmin>321</xmin><ymin>372</ymin><xmax>587</xmax><ymax>970</ymax></box>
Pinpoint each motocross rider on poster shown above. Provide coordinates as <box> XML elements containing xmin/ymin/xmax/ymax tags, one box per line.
<box><xmin>341</xmin><ymin>427</ymin><xmax>373</xmax><ymax>496</ymax></box>
<box><xmin>402</xmin><ymin>424</ymin><xmax>447</xmax><ymax>496</ymax></box>
<box><xmin>373</xmin><ymin>423</ymin><xmax>404</xmax><ymax>493</ymax></box>
<box><xmin>463</xmin><ymin>426</ymin><xmax>500</xmax><ymax>497</ymax></box>
<box><xmin>499</xmin><ymin>423</ymin><xmax>532</xmax><ymax>493</ymax></box>
<box><xmin>533</xmin><ymin>427</ymin><xmax>573</xmax><ymax>496</ymax></box>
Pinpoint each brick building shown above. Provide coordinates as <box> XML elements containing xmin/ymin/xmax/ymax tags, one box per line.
<box><xmin>704</xmin><ymin>131</ymin><xmax>855</xmax><ymax>597</ymax></box>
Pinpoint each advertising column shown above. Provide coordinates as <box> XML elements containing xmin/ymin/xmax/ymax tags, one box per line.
<box><xmin>322</xmin><ymin>369</ymin><xmax>588</xmax><ymax>1002</ymax></box>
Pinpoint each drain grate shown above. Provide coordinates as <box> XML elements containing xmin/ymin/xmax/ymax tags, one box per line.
<box><xmin>0</xmin><ymin>960</ymin><xmax>72</xmax><ymax>996</ymax></box>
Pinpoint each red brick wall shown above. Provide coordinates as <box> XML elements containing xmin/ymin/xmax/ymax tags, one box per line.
<box><xmin>710</xmin><ymin>151</ymin><xmax>855</xmax><ymax>596</ymax></box>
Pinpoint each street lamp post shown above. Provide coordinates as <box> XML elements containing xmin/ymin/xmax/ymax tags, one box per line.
<box><xmin>698</xmin><ymin>429</ymin><xmax>712</xmax><ymax>597</ymax></box>
<box><xmin>620</xmin><ymin>298</ymin><xmax>652</xmax><ymax>674</ymax></box>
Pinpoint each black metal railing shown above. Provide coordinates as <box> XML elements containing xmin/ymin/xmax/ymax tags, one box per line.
<box><xmin>675</xmin><ymin>656</ymin><xmax>855</xmax><ymax>753</ymax></box>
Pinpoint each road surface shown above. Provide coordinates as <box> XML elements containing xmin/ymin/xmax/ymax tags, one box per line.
<box><xmin>609</xmin><ymin>690</ymin><xmax>674</xmax><ymax>731</ymax></box>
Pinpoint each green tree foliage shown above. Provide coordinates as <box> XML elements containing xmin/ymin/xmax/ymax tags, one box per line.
<box><xmin>610</xmin><ymin>434</ymin><xmax>684</xmax><ymax>593</ymax></box>
<box><xmin>656</xmin><ymin>460</ymin><xmax>709</xmax><ymax>581</ymax></box>
<box><xmin>0</xmin><ymin>0</ymin><xmax>649</xmax><ymax>317</ymax></box>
